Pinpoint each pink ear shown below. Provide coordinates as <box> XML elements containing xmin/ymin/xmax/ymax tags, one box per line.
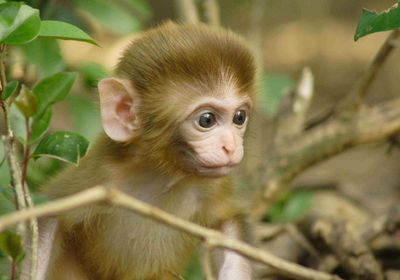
<box><xmin>98</xmin><ymin>78</ymin><xmax>140</xmax><ymax>142</ymax></box>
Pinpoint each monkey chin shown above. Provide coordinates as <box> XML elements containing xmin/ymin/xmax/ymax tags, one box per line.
<box><xmin>195</xmin><ymin>164</ymin><xmax>238</xmax><ymax>178</ymax></box>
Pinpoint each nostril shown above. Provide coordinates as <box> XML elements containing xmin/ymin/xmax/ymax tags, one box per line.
<box><xmin>222</xmin><ymin>145</ymin><xmax>234</xmax><ymax>155</ymax></box>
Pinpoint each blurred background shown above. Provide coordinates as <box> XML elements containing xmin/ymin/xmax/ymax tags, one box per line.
<box><xmin>1</xmin><ymin>0</ymin><xmax>400</xmax><ymax>279</ymax></box>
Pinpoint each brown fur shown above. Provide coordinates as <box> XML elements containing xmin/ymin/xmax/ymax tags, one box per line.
<box><xmin>41</xmin><ymin>22</ymin><xmax>255</xmax><ymax>280</ymax></box>
<box><xmin>116</xmin><ymin>22</ymin><xmax>256</xmax><ymax>174</ymax></box>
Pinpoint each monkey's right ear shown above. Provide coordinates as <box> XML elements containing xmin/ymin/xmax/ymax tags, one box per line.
<box><xmin>98</xmin><ymin>78</ymin><xmax>140</xmax><ymax>142</ymax></box>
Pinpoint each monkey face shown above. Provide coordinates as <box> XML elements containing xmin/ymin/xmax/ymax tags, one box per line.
<box><xmin>179</xmin><ymin>94</ymin><xmax>251</xmax><ymax>178</ymax></box>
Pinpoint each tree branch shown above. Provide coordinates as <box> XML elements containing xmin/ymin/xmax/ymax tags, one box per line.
<box><xmin>174</xmin><ymin>0</ymin><xmax>200</xmax><ymax>23</ymax></box>
<box><xmin>354</xmin><ymin>29</ymin><xmax>400</xmax><ymax>105</ymax></box>
<box><xmin>0</xmin><ymin>186</ymin><xmax>342</xmax><ymax>280</ymax></box>
<box><xmin>252</xmin><ymin>97</ymin><xmax>400</xmax><ymax>218</ymax></box>
<box><xmin>203</xmin><ymin>0</ymin><xmax>220</xmax><ymax>26</ymax></box>
<box><xmin>201</xmin><ymin>243</ymin><xmax>216</xmax><ymax>280</ymax></box>
<box><xmin>275</xmin><ymin>68</ymin><xmax>314</xmax><ymax>143</ymax></box>
<box><xmin>305</xmin><ymin>30</ymin><xmax>400</xmax><ymax>130</ymax></box>
<box><xmin>0</xmin><ymin>44</ymin><xmax>38</xmax><ymax>280</ymax></box>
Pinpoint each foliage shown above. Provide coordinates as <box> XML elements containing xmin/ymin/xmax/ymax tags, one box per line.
<box><xmin>0</xmin><ymin>0</ymin><xmax>154</xmax><ymax>276</ymax></box>
<box><xmin>0</xmin><ymin>0</ymin><xmax>399</xmax><ymax>278</ymax></box>
<box><xmin>33</xmin><ymin>132</ymin><xmax>90</xmax><ymax>164</ymax></box>
<box><xmin>259</xmin><ymin>73</ymin><xmax>294</xmax><ymax>117</ymax></box>
<box><xmin>0</xmin><ymin>0</ymin><xmax>103</xmax><ymax>276</ymax></box>
<box><xmin>0</xmin><ymin>232</ymin><xmax>24</xmax><ymax>263</ymax></box>
<box><xmin>354</xmin><ymin>0</ymin><xmax>400</xmax><ymax>40</ymax></box>
<box><xmin>264</xmin><ymin>190</ymin><xmax>313</xmax><ymax>223</ymax></box>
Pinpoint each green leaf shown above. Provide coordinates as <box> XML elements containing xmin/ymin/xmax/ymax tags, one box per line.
<box><xmin>73</xmin><ymin>0</ymin><xmax>142</xmax><ymax>34</ymax></box>
<box><xmin>79</xmin><ymin>63</ymin><xmax>110</xmax><ymax>88</ymax></box>
<box><xmin>33</xmin><ymin>131</ymin><xmax>90</xmax><ymax>164</ymax></box>
<box><xmin>18</xmin><ymin>38</ymin><xmax>65</xmax><ymax>78</ymax></box>
<box><xmin>33</xmin><ymin>72</ymin><xmax>77</xmax><ymax>117</ymax></box>
<box><xmin>14</xmin><ymin>85</ymin><xmax>37</xmax><ymax>117</ymax></box>
<box><xmin>0</xmin><ymin>192</ymin><xmax>14</xmax><ymax>216</ymax></box>
<box><xmin>39</xmin><ymin>20</ymin><xmax>97</xmax><ymax>45</ymax></box>
<box><xmin>265</xmin><ymin>191</ymin><xmax>313</xmax><ymax>223</ymax></box>
<box><xmin>260</xmin><ymin>74</ymin><xmax>294</xmax><ymax>117</ymax></box>
<box><xmin>0</xmin><ymin>2</ymin><xmax>41</xmax><ymax>44</ymax></box>
<box><xmin>185</xmin><ymin>252</ymin><xmax>204</xmax><ymax>280</ymax></box>
<box><xmin>67</xmin><ymin>95</ymin><xmax>101</xmax><ymax>141</ymax></box>
<box><xmin>355</xmin><ymin>3</ymin><xmax>400</xmax><ymax>41</ymax></box>
<box><xmin>31</xmin><ymin>107</ymin><xmax>52</xmax><ymax>143</ymax></box>
<box><xmin>1</xmin><ymin>80</ymin><xmax>18</xmax><ymax>100</ymax></box>
<box><xmin>0</xmin><ymin>232</ymin><xmax>24</xmax><ymax>261</ymax></box>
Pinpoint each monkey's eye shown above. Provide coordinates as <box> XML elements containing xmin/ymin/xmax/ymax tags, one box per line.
<box><xmin>198</xmin><ymin>112</ymin><xmax>216</xmax><ymax>128</ymax></box>
<box><xmin>233</xmin><ymin>110</ymin><xmax>247</xmax><ymax>126</ymax></box>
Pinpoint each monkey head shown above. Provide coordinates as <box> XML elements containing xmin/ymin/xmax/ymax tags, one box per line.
<box><xmin>98</xmin><ymin>22</ymin><xmax>256</xmax><ymax>178</ymax></box>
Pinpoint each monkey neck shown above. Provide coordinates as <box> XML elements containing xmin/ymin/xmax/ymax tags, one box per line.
<box><xmin>94</xmin><ymin>133</ymin><xmax>215</xmax><ymax>191</ymax></box>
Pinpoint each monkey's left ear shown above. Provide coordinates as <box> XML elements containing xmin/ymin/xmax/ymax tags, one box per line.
<box><xmin>98</xmin><ymin>78</ymin><xmax>140</xmax><ymax>142</ymax></box>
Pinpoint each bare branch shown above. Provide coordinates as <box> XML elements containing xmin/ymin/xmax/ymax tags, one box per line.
<box><xmin>0</xmin><ymin>187</ymin><xmax>107</xmax><ymax>232</ymax></box>
<box><xmin>174</xmin><ymin>0</ymin><xmax>200</xmax><ymax>23</ymax></box>
<box><xmin>251</xmin><ymin>97</ymin><xmax>400</xmax><ymax>218</ymax></box>
<box><xmin>354</xmin><ymin>29</ymin><xmax>400</xmax><ymax>105</ymax></box>
<box><xmin>305</xmin><ymin>30</ymin><xmax>400</xmax><ymax>130</ymax></box>
<box><xmin>201</xmin><ymin>243</ymin><xmax>216</xmax><ymax>280</ymax></box>
<box><xmin>0</xmin><ymin>186</ymin><xmax>342</xmax><ymax>280</ymax></box>
<box><xmin>203</xmin><ymin>0</ymin><xmax>220</xmax><ymax>26</ymax></box>
<box><xmin>0</xmin><ymin>43</ymin><xmax>39</xmax><ymax>279</ymax></box>
<box><xmin>275</xmin><ymin>68</ymin><xmax>314</xmax><ymax>142</ymax></box>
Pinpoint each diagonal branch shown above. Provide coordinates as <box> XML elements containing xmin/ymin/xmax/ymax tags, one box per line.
<box><xmin>353</xmin><ymin>29</ymin><xmax>400</xmax><ymax>105</ymax></box>
<box><xmin>0</xmin><ymin>186</ymin><xmax>342</xmax><ymax>280</ymax></box>
<box><xmin>306</xmin><ymin>30</ymin><xmax>400</xmax><ymax>129</ymax></box>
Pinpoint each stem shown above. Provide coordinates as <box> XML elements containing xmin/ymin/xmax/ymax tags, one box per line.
<box><xmin>174</xmin><ymin>0</ymin><xmax>200</xmax><ymax>23</ymax></box>
<box><xmin>21</xmin><ymin>117</ymin><xmax>31</xmax><ymax>188</ymax></box>
<box><xmin>9</xmin><ymin>260</ymin><xmax>16</xmax><ymax>280</ymax></box>
<box><xmin>0</xmin><ymin>44</ymin><xmax>7</xmax><ymax>94</ymax></box>
<box><xmin>201</xmin><ymin>243</ymin><xmax>215</xmax><ymax>280</ymax></box>
<box><xmin>0</xmin><ymin>43</ymin><xmax>38</xmax><ymax>280</ymax></box>
<box><xmin>203</xmin><ymin>0</ymin><xmax>220</xmax><ymax>26</ymax></box>
<box><xmin>355</xmin><ymin>29</ymin><xmax>400</xmax><ymax>106</ymax></box>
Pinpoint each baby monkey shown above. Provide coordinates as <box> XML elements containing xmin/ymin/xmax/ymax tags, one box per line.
<box><xmin>38</xmin><ymin>22</ymin><xmax>256</xmax><ymax>280</ymax></box>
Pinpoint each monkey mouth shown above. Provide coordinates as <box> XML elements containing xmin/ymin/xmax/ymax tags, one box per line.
<box><xmin>196</xmin><ymin>163</ymin><xmax>238</xmax><ymax>177</ymax></box>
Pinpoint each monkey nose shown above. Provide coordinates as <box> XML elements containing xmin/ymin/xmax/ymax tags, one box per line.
<box><xmin>221</xmin><ymin>131</ymin><xmax>236</xmax><ymax>156</ymax></box>
<box><xmin>222</xmin><ymin>143</ymin><xmax>235</xmax><ymax>156</ymax></box>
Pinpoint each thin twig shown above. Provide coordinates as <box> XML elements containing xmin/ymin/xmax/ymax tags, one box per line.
<box><xmin>305</xmin><ymin>29</ymin><xmax>400</xmax><ymax>129</ymax></box>
<box><xmin>285</xmin><ymin>224</ymin><xmax>320</xmax><ymax>259</ymax></box>
<box><xmin>354</xmin><ymin>29</ymin><xmax>400</xmax><ymax>106</ymax></box>
<box><xmin>10</xmin><ymin>260</ymin><xmax>16</xmax><ymax>280</ymax></box>
<box><xmin>203</xmin><ymin>0</ymin><xmax>220</xmax><ymax>26</ymax></box>
<box><xmin>0</xmin><ymin>186</ymin><xmax>341</xmax><ymax>280</ymax></box>
<box><xmin>248</xmin><ymin>0</ymin><xmax>267</xmax><ymax>68</ymax></box>
<box><xmin>21</xmin><ymin>117</ymin><xmax>31</xmax><ymax>187</ymax></box>
<box><xmin>201</xmin><ymin>243</ymin><xmax>216</xmax><ymax>280</ymax></box>
<box><xmin>174</xmin><ymin>0</ymin><xmax>200</xmax><ymax>23</ymax></box>
<box><xmin>25</xmin><ymin>190</ymin><xmax>38</xmax><ymax>280</ymax></box>
<box><xmin>0</xmin><ymin>45</ymin><xmax>38</xmax><ymax>280</ymax></box>
<box><xmin>0</xmin><ymin>44</ymin><xmax>7</xmax><ymax>93</ymax></box>
<box><xmin>251</xmin><ymin>97</ymin><xmax>400</xmax><ymax>220</ymax></box>
<box><xmin>0</xmin><ymin>187</ymin><xmax>107</xmax><ymax>231</ymax></box>
<box><xmin>275</xmin><ymin>68</ymin><xmax>314</xmax><ymax>142</ymax></box>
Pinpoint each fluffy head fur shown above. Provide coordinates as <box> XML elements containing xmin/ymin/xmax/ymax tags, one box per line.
<box><xmin>115</xmin><ymin>22</ymin><xmax>256</xmax><ymax>175</ymax></box>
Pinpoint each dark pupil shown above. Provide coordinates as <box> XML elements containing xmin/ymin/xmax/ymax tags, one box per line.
<box><xmin>233</xmin><ymin>110</ymin><xmax>246</xmax><ymax>125</ymax></box>
<box><xmin>199</xmin><ymin>113</ymin><xmax>216</xmax><ymax>128</ymax></box>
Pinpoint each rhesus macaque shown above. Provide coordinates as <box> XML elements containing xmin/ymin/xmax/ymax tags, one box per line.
<box><xmin>36</xmin><ymin>22</ymin><xmax>256</xmax><ymax>280</ymax></box>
